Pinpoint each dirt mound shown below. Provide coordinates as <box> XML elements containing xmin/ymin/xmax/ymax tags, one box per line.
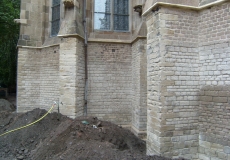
<box><xmin>0</xmin><ymin>109</ymin><xmax>186</xmax><ymax>160</ymax></box>
<box><xmin>0</xmin><ymin>99</ymin><xmax>16</xmax><ymax>112</ymax></box>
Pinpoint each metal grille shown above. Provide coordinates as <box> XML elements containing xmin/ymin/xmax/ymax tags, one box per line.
<box><xmin>51</xmin><ymin>0</ymin><xmax>60</xmax><ymax>36</ymax></box>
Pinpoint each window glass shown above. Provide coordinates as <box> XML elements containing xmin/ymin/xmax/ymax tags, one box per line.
<box><xmin>114</xmin><ymin>0</ymin><xmax>129</xmax><ymax>15</ymax></box>
<box><xmin>94</xmin><ymin>0</ymin><xmax>111</xmax><ymax>13</ymax></box>
<box><xmin>114</xmin><ymin>0</ymin><xmax>129</xmax><ymax>31</ymax></box>
<box><xmin>94</xmin><ymin>13</ymin><xmax>111</xmax><ymax>30</ymax></box>
<box><xmin>53</xmin><ymin>0</ymin><xmax>60</xmax><ymax>6</ymax></box>
<box><xmin>51</xmin><ymin>0</ymin><xmax>60</xmax><ymax>36</ymax></box>
<box><xmin>94</xmin><ymin>0</ymin><xmax>129</xmax><ymax>31</ymax></box>
<box><xmin>114</xmin><ymin>15</ymin><xmax>129</xmax><ymax>31</ymax></box>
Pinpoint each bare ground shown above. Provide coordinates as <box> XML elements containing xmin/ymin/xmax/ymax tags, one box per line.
<box><xmin>0</xmin><ymin>99</ymin><xmax>186</xmax><ymax>160</ymax></box>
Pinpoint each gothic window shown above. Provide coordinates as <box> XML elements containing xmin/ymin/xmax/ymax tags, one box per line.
<box><xmin>94</xmin><ymin>0</ymin><xmax>129</xmax><ymax>31</ymax></box>
<box><xmin>51</xmin><ymin>0</ymin><xmax>60</xmax><ymax>36</ymax></box>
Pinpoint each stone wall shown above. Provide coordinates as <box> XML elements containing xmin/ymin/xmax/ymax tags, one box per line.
<box><xmin>131</xmin><ymin>39</ymin><xmax>147</xmax><ymax>138</ymax></box>
<box><xmin>145</xmin><ymin>1</ymin><xmax>230</xmax><ymax>159</ymax></box>
<box><xmin>17</xmin><ymin>46</ymin><xmax>60</xmax><ymax>112</ymax></box>
<box><xmin>19</xmin><ymin>0</ymin><xmax>46</xmax><ymax>47</ymax></box>
<box><xmin>17</xmin><ymin>0</ymin><xmax>230</xmax><ymax>159</ymax></box>
<box><xmin>59</xmin><ymin>38</ymin><xmax>85</xmax><ymax>118</ymax></box>
<box><xmin>17</xmin><ymin>37</ymin><xmax>85</xmax><ymax>118</ymax></box>
<box><xmin>198</xmin><ymin>2</ymin><xmax>230</xmax><ymax>160</ymax></box>
<box><xmin>146</xmin><ymin>6</ymin><xmax>200</xmax><ymax>159</ymax></box>
<box><xmin>87</xmin><ymin>43</ymin><xmax>132</xmax><ymax>125</ymax></box>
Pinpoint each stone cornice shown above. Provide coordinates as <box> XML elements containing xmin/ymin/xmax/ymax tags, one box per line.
<box><xmin>88</xmin><ymin>36</ymin><xmax>146</xmax><ymax>44</ymax></box>
<box><xmin>17</xmin><ymin>44</ymin><xmax>60</xmax><ymax>49</ymax></box>
<box><xmin>132</xmin><ymin>36</ymin><xmax>147</xmax><ymax>44</ymax></box>
<box><xmin>17</xmin><ymin>35</ymin><xmax>147</xmax><ymax>48</ymax></box>
<box><xmin>57</xmin><ymin>34</ymin><xmax>84</xmax><ymax>40</ymax></box>
<box><xmin>88</xmin><ymin>38</ymin><xmax>131</xmax><ymax>44</ymax></box>
<box><xmin>142</xmin><ymin>0</ymin><xmax>228</xmax><ymax>16</ymax></box>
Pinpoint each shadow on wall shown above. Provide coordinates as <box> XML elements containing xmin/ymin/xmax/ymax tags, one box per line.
<box><xmin>199</xmin><ymin>85</ymin><xmax>230</xmax><ymax>156</ymax></box>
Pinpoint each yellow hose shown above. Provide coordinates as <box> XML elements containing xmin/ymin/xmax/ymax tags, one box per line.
<box><xmin>0</xmin><ymin>103</ymin><xmax>55</xmax><ymax>137</ymax></box>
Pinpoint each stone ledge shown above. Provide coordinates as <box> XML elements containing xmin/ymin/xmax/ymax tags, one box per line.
<box><xmin>88</xmin><ymin>38</ymin><xmax>132</xmax><ymax>44</ymax></box>
<box><xmin>131</xmin><ymin>126</ymin><xmax>147</xmax><ymax>140</ymax></box>
<box><xmin>57</xmin><ymin>34</ymin><xmax>84</xmax><ymax>40</ymax></box>
<box><xmin>88</xmin><ymin>36</ymin><xmax>146</xmax><ymax>44</ymax></box>
<box><xmin>14</xmin><ymin>19</ymin><xmax>27</xmax><ymax>24</ymax></box>
<box><xmin>142</xmin><ymin>0</ymin><xmax>228</xmax><ymax>16</ymax></box>
<box><xmin>17</xmin><ymin>44</ymin><xmax>60</xmax><ymax>49</ymax></box>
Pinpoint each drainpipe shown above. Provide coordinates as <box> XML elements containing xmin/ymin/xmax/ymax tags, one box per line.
<box><xmin>83</xmin><ymin>0</ymin><xmax>88</xmax><ymax>116</ymax></box>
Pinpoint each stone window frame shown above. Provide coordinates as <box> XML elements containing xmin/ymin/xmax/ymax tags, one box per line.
<box><xmin>49</xmin><ymin>0</ymin><xmax>64</xmax><ymax>37</ymax></box>
<box><xmin>93</xmin><ymin>0</ymin><xmax>131</xmax><ymax>32</ymax></box>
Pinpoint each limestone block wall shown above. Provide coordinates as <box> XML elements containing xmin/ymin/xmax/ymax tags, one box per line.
<box><xmin>87</xmin><ymin>43</ymin><xmax>132</xmax><ymax>125</ymax></box>
<box><xmin>19</xmin><ymin>0</ymin><xmax>46</xmax><ymax>47</ymax></box>
<box><xmin>198</xmin><ymin>2</ymin><xmax>230</xmax><ymax>160</ymax></box>
<box><xmin>146</xmin><ymin>7</ymin><xmax>200</xmax><ymax>159</ymax></box>
<box><xmin>131</xmin><ymin>39</ymin><xmax>147</xmax><ymax>137</ymax></box>
<box><xmin>17</xmin><ymin>46</ymin><xmax>60</xmax><ymax>112</ymax></box>
<box><xmin>132</xmin><ymin>0</ymin><xmax>146</xmax><ymax>33</ymax></box>
<box><xmin>59</xmin><ymin>38</ymin><xmax>85</xmax><ymax>118</ymax></box>
<box><xmin>145</xmin><ymin>1</ymin><xmax>230</xmax><ymax>159</ymax></box>
<box><xmin>58</xmin><ymin>1</ymin><xmax>84</xmax><ymax>37</ymax></box>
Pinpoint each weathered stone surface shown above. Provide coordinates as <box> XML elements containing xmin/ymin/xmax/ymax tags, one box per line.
<box><xmin>63</xmin><ymin>0</ymin><xmax>74</xmax><ymax>8</ymax></box>
<box><xmin>224</xmin><ymin>146</ymin><xmax>230</xmax><ymax>154</ymax></box>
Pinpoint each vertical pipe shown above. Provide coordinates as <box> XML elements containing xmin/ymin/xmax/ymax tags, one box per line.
<box><xmin>83</xmin><ymin>0</ymin><xmax>88</xmax><ymax>116</ymax></box>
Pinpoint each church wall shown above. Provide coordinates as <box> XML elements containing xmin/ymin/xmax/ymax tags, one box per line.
<box><xmin>198</xmin><ymin>2</ymin><xmax>230</xmax><ymax>160</ymax></box>
<box><xmin>131</xmin><ymin>39</ymin><xmax>147</xmax><ymax>138</ymax></box>
<box><xmin>17</xmin><ymin>46</ymin><xmax>60</xmax><ymax>112</ymax></box>
<box><xmin>16</xmin><ymin>0</ymin><xmax>230</xmax><ymax>159</ymax></box>
<box><xmin>146</xmin><ymin>6</ymin><xmax>200</xmax><ymax>159</ymax></box>
<box><xmin>59</xmin><ymin>37</ymin><xmax>85</xmax><ymax>118</ymax></box>
<box><xmin>87</xmin><ymin>42</ymin><xmax>132</xmax><ymax>125</ymax></box>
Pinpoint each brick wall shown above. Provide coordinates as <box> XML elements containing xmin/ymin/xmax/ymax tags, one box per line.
<box><xmin>131</xmin><ymin>39</ymin><xmax>147</xmax><ymax>137</ymax></box>
<box><xmin>87</xmin><ymin>43</ymin><xmax>132</xmax><ymax>125</ymax></box>
<box><xmin>198</xmin><ymin>3</ymin><xmax>230</xmax><ymax>160</ymax></box>
<box><xmin>17</xmin><ymin>46</ymin><xmax>60</xmax><ymax>112</ymax></box>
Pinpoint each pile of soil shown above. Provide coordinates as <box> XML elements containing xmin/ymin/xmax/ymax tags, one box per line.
<box><xmin>0</xmin><ymin>99</ymin><xmax>16</xmax><ymax>112</ymax></box>
<box><xmin>0</xmin><ymin>106</ymin><xmax>185</xmax><ymax>160</ymax></box>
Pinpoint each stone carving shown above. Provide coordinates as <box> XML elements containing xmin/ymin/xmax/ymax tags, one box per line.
<box><xmin>133</xmin><ymin>5</ymin><xmax>142</xmax><ymax>16</ymax></box>
<box><xmin>63</xmin><ymin>0</ymin><xmax>74</xmax><ymax>8</ymax></box>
